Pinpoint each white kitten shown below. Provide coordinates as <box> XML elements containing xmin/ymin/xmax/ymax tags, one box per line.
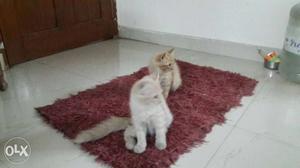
<box><xmin>124</xmin><ymin>74</ymin><xmax>173</xmax><ymax>153</ymax></box>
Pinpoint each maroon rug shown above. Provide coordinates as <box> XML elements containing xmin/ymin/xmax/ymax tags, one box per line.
<box><xmin>37</xmin><ymin>61</ymin><xmax>257</xmax><ymax>168</ymax></box>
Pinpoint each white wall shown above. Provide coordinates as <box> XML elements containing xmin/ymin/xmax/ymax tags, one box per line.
<box><xmin>117</xmin><ymin>0</ymin><xmax>299</xmax><ymax>49</ymax></box>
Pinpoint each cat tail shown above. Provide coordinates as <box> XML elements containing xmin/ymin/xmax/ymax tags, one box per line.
<box><xmin>171</xmin><ymin>62</ymin><xmax>182</xmax><ymax>91</ymax></box>
<box><xmin>73</xmin><ymin>116</ymin><xmax>130</xmax><ymax>143</ymax></box>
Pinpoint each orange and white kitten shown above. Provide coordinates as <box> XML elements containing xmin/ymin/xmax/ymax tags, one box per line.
<box><xmin>148</xmin><ymin>49</ymin><xmax>182</xmax><ymax>98</ymax></box>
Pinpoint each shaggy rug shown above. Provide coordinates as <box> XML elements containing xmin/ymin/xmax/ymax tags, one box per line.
<box><xmin>37</xmin><ymin>61</ymin><xmax>257</xmax><ymax>168</ymax></box>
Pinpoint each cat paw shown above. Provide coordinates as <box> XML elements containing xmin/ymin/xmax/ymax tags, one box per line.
<box><xmin>125</xmin><ymin>142</ymin><xmax>135</xmax><ymax>150</ymax></box>
<box><xmin>155</xmin><ymin>141</ymin><xmax>167</xmax><ymax>150</ymax></box>
<box><xmin>133</xmin><ymin>144</ymin><xmax>146</xmax><ymax>154</ymax></box>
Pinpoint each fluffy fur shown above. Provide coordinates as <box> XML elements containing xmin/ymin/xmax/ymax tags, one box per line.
<box><xmin>73</xmin><ymin>116</ymin><xmax>130</xmax><ymax>143</ymax></box>
<box><xmin>124</xmin><ymin>74</ymin><xmax>173</xmax><ymax>153</ymax></box>
<box><xmin>149</xmin><ymin>48</ymin><xmax>182</xmax><ymax>98</ymax></box>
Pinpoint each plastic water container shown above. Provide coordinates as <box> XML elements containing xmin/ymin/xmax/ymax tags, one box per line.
<box><xmin>280</xmin><ymin>3</ymin><xmax>300</xmax><ymax>83</ymax></box>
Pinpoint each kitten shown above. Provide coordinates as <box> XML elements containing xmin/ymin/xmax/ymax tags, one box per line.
<box><xmin>72</xmin><ymin>74</ymin><xmax>172</xmax><ymax>145</ymax></box>
<box><xmin>148</xmin><ymin>48</ymin><xmax>182</xmax><ymax>98</ymax></box>
<box><xmin>73</xmin><ymin>51</ymin><xmax>179</xmax><ymax>144</ymax></box>
<box><xmin>124</xmin><ymin>74</ymin><xmax>173</xmax><ymax>153</ymax></box>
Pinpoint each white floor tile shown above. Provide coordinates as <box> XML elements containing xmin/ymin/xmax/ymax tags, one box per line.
<box><xmin>172</xmin><ymin>125</ymin><xmax>233</xmax><ymax>168</ymax></box>
<box><xmin>36</xmin><ymin>40</ymin><xmax>122</xmax><ymax>82</ymax></box>
<box><xmin>206</xmin><ymin>128</ymin><xmax>300</xmax><ymax>168</ymax></box>
<box><xmin>0</xmin><ymin>126</ymin><xmax>84</xmax><ymax>168</ymax></box>
<box><xmin>0</xmin><ymin>88</ymin><xmax>77</xmax><ymax>140</ymax></box>
<box><xmin>0</xmin><ymin>62</ymin><xmax>97</xmax><ymax>101</ymax></box>
<box><xmin>53</xmin><ymin>154</ymin><xmax>110</xmax><ymax>168</ymax></box>
<box><xmin>224</xmin><ymin>81</ymin><xmax>265</xmax><ymax>126</ymax></box>
<box><xmin>0</xmin><ymin>160</ymin><xmax>8</xmax><ymax>168</ymax></box>
<box><xmin>237</xmin><ymin>75</ymin><xmax>300</xmax><ymax>147</ymax></box>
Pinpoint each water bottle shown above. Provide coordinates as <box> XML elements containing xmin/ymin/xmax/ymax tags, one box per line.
<box><xmin>280</xmin><ymin>3</ymin><xmax>300</xmax><ymax>83</ymax></box>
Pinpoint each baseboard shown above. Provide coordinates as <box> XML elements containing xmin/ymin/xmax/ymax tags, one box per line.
<box><xmin>119</xmin><ymin>26</ymin><xmax>280</xmax><ymax>62</ymax></box>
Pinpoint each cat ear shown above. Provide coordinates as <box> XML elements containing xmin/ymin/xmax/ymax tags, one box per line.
<box><xmin>167</xmin><ymin>48</ymin><xmax>175</xmax><ymax>55</ymax></box>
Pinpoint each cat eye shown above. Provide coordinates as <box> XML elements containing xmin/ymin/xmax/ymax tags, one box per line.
<box><xmin>153</xmin><ymin>95</ymin><xmax>159</xmax><ymax>99</ymax></box>
<box><xmin>168</xmin><ymin>64</ymin><xmax>172</xmax><ymax>66</ymax></box>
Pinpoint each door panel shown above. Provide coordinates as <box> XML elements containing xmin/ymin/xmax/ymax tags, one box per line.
<box><xmin>15</xmin><ymin>0</ymin><xmax>57</xmax><ymax>34</ymax></box>
<box><xmin>74</xmin><ymin>0</ymin><xmax>90</xmax><ymax>23</ymax></box>
<box><xmin>88</xmin><ymin>0</ymin><xmax>103</xmax><ymax>20</ymax></box>
<box><xmin>0</xmin><ymin>0</ymin><xmax>117</xmax><ymax>65</ymax></box>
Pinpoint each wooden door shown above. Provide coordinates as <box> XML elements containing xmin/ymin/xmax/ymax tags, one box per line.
<box><xmin>0</xmin><ymin>0</ymin><xmax>118</xmax><ymax>66</ymax></box>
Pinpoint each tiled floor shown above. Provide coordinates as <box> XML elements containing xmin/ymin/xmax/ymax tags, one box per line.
<box><xmin>0</xmin><ymin>39</ymin><xmax>299</xmax><ymax>168</ymax></box>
